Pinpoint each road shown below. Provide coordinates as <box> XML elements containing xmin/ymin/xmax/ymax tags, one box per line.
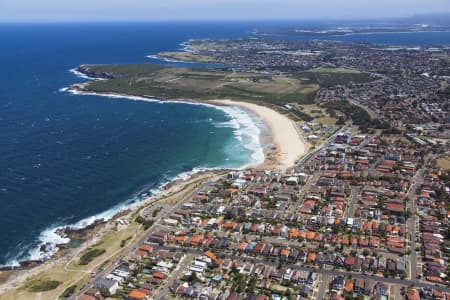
<box><xmin>295</xmin><ymin>125</ymin><xmax>349</xmax><ymax>167</ymax></box>
<box><xmin>69</xmin><ymin>176</ymin><xmax>216</xmax><ymax>300</ymax></box>
<box><xmin>345</xmin><ymin>187</ymin><xmax>359</xmax><ymax>218</ymax></box>
<box><xmin>152</xmin><ymin>253</ymin><xmax>194</xmax><ymax>299</ymax></box>
<box><xmin>347</xmin><ymin>99</ymin><xmax>377</xmax><ymax>120</ymax></box>
<box><xmin>68</xmin><ymin>127</ymin><xmax>343</xmax><ymax>299</ymax></box>
<box><xmin>316</xmin><ymin>274</ymin><xmax>330</xmax><ymax>300</ymax></box>
<box><xmin>152</xmin><ymin>245</ymin><xmax>450</xmax><ymax>293</ymax></box>
<box><xmin>68</xmin><ymin>137</ymin><xmax>443</xmax><ymax>299</ymax></box>
<box><xmin>407</xmin><ymin>170</ymin><xmax>421</xmax><ymax>281</ymax></box>
<box><xmin>406</xmin><ymin>154</ymin><xmax>431</xmax><ymax>282</ymax></box>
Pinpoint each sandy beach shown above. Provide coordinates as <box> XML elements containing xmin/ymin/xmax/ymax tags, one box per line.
<box><xmin>0</xmin><ymin>95</ymin><xmax>310</xmax><ymax>298</ymax></box>
<box><xmin>66</xmin><ymin>85</ymin><xmax>310</xmax><ymax>169</ymax></box>
<box><xmin>210</xmin><ymin>99</ymin><xmax>309</xmax><ymax>170</ymax></box>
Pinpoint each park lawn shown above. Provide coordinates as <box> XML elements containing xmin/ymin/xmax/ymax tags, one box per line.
<box><xmin>294</xmin><ymin>68</ymin><xmax>374</xmax><ymax>86</ymax></box>
<box><xmin>295</xmin><ymin>104</ymin><xmax>337</xmax><ymax>125</ymax></box>
<box><xmin>67</xmin><ymin>225</ymin><xmax>142</xmax><ymax>271</ymax></box>
<box><xmin>300</xmin><ymin>104</ymin><xmax>331</xmax><ymax>118</ymax></box>
<box><xmin>157</xmin><ymin>51</ymin><xmax>217</xmax><ymax>63</ymax></box>
<box><xmin>435</xmin><ymin>155</ymin><xmax>450</xmax><ymax>170</ymax></box>
<box><xmin>161</xmin><ymin>178</ymin><xmax>205</xmax><ymax>205</ymax></box>
<box><xmin>0</xmin><ymin>268</ymin><xmax>90</xmax><ymax>300</ymax></box>
<box><xmin>1</xmin><ymin>225</ymin><xmax>142</xmax><ymax>300</ymax></box>
<box><xmin>315</xmin><ymin>116</ymin><xmax>338</xmax><ymax>125</ymax></box>
<box><xmin>0</xmin><ymin>168</ymin><xmax>218</xmax><ymax>300</ymax></box>
<box><xmin>188</xmin><ymin>40</ymin><xmax>229</xmax><ymax>52</ymax></box>
<box><xmin>268</xmin><ymin>283</ymin><xmax>291</xmax><ymax>294</ymax></box>
<box><xmin>78</xmin><ymin>64</ymin><xmax>321</xmax><ymax>105</ymax></box>
<box><xmin>299</xmin><ymin>104</ymin><xmax>322</xmax><ymax>113</ymax></box>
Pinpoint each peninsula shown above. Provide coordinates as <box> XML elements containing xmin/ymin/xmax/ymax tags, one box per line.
<box><xmin>1</xmin><ymin>35</ymin><xmax>449</xmax><ymax>300</ymax></box>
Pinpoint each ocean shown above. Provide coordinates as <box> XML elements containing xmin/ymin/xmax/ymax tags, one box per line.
<box><xmin>0</xmin><ymin>22</ymin><xmax>449</xmax><ymax>266</ymax></box>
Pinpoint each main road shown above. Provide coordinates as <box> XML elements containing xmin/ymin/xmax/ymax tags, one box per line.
<box><xmin>69</xmin><ymin>175</ymin><xmax>218</xmax><ymax>300</ymax></box>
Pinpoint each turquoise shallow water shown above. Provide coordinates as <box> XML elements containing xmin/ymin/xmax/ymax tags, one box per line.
<box><xmin>1</xmin><ymin>22</ymin><xmax>449</xmax><ymax>266</ymax></box>
<box><xmin>0</xmin><ymin>23</ymin><xmax>267</xmax><ymax>266</ymax></box>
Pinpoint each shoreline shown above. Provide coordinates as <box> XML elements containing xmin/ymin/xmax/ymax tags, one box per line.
<box><xmin>0</xmin><ymin>169</ymin><xmax>223</xmax><ymax>296</ymax></box>
<box><xmin>208</xmin><ymin>99</ymin><xmax>309</xmax><ymax>169</ymax></box>
<box><xmin>65</xmin><ymin>84</ymin><xmax>310</xmax><ymax>170</ymax></box>
<box><xmin>0</xmin><ymin>165</ymin><xmax>231</xmax><ymax>270</ymax></box>
<box><xmin>0</xmin><ymin>83</ymin><xmax>309</xmax><ymax>289</ymax></box>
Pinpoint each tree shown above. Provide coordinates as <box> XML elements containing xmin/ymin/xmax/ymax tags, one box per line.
<box><xmin>237</xmin><ymin>280</ymin><xmax>246</xmax><ymax>293</ymax></box>
<box><xmin>99</xmin><ymin>287</ymin><xmax>111</xmax><ymax>298</ymax></box>
<box><xmin>188</xmin><ymin>271</ymin><xmax>198</xmax><ymax>283</ymax></box>
<box><xmin>230</xmin><ymin>264</ymin><xmax>238</xmax><ymax>276</ymax></box>
<box><xmin>336</xmin><ymin>116</ymin><xmax>346</xmax><ymax>125</ymax></box>
<box><xmin>247</xmin><ymin>277</ymin><xmax>257</xmax><ymax>293</ymax></box>
<box><xmin>363</xmin><ymin>249</ymin><xmax>370</xmax><ymax>257</ymax></box>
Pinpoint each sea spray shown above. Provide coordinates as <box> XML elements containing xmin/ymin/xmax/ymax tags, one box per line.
<box><xmin>2</xmin><ymin>86</ymin><xmax>266</xmax><ymax>267</ymax></box>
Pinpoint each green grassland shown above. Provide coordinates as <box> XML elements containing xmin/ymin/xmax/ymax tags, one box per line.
<box><xmin>77</xmin><ymin>63</ymin><xmax>375</xmax><ymax>107</ymax></box>
<box><xmin>80</xmin><ymin>64</ymin><xmax>320</xmax><ymax>105</ymax></box>
<box><xmin>157</xmin><ymin>51</ymin><xmax>217</xmax><ymax>63</ymax></box>
<box><xmin>294</xmin><ymin>68</ymin><xmax>374</xmax><ymax>87</ymax></box>
<box><xmin>188</xmin><ymin>39</ymin><xmax>230</xmax><ymax>52</ymax></box>
<box><xmin>435</xmin><ymin>155</ymin><xmax>450</xmax><ymax>170</ymax></box>
<box><xmin>78</xmin><ymin>248</ymin><xmax>106</xmax><ymax>265</ymax></box>
<box><xmin>24</xmin><ymin>278</ymin><xmax>61</xmax><ymax>292</ymax></box>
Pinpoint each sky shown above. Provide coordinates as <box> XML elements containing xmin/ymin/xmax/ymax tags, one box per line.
<box><xmin>1</xmin><ymin>0</ymin><xmax>450</xmax><ymax>22</ymax></box>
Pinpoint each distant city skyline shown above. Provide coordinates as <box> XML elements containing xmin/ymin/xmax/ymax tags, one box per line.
<box><xmin>1</xmin><ymin>0</ymin><xmax>450</xmax><ymax>22</ymax></box>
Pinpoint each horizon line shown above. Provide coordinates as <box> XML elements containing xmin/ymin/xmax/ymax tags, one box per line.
<box><xmin>2</xmin><ymin>14</ymin><xmax>450</xmax><ymax>24</ymax></box>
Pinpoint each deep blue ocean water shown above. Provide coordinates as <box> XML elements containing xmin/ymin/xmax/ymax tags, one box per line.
<box><xmin>1</xmin><ymin>22</ymin><xmax>449</xmax><ymax>266</ymax></box>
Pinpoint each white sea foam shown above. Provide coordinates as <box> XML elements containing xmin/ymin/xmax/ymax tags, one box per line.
<box><xmin>2</xmin><ymin>163</ymin><xmax>224</xmax><ymax>267</ymax></box>
<box><xmin>146</xmin><ymin>54</ymin><xmax>196</xmax><ymax>64</ymax></box>
<box><xmin>67</xmin><ymin>89</ymin><xmax>264</xmax><ymax>162</ymax></box>
<box><xmin>1</xmin><ymin>87</ymin><xmax>267</xmax><ymax>268</ymax></box>
<box><xmin>179</xmin><ymin>41</ymin><xmax>193</xmax><ymax>52</ymax></box>
<box><xmin>2</xmin><ymin>186</ymin><xmax>159</xmax><ymax>267</ymax></box>
<box><xmin>3</xmin><ymin>225</ymin><xmax>70</xmax><ymax>267</ymax></box>
<box><xmin>217</xmin><ymin>105</ymin><xmax>266</xmax><ymax>169</ymax></box>
<box><xmin>69</xmin><ymin>68</ymin><xmax>95</xmax><ymax>80</ymax></box>
<box><xmin>146</xmin><ymin>41</ymin><xmax>195</xmax><ymax>64</ymax></box>
<box><xmin>64</xmin><ymin>89</ymin><xmax>266</xmax><ymax>168</ymax></box>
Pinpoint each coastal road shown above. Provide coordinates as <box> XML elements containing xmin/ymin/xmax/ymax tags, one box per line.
<box><xmin>70</xmin><ymin>175</ymin><xmax>218</xmax><ymax>300</ymax></box>
<box><xmin>295</xmin><ymin>125</ymin><xmax>349</xmax><ymax>167</ymax></box>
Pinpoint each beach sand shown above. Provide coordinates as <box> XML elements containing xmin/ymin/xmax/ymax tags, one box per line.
<box><xmin>210</xmin><ymin>99</ymin><xmax>309</xmax><ymax>170</ymax></box>
<box><xmin>67</xmin><ymin>85</ymin><xmax>310</xmax><ymax>169</ymax></box>
<box><xmin>0</xmin><ymin>96</ymin><xmax>310</xmax><ymax>296</ymax></box>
